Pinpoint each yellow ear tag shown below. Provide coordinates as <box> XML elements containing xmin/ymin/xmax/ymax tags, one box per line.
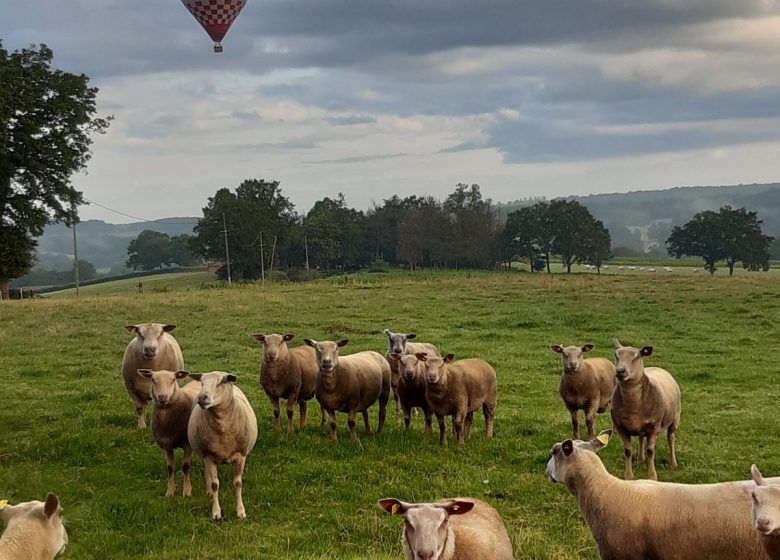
<box><xmin>391</xmin><ymin>504</ymin><xmax>400</xmax><ymax>515</ymax></box>
<box><xmin>596</xmin><ymin>434</ymin><xmax>610</xmax><ymax>446</ymax></box>
<box><xmin>0</xmin><ymin>500</ymin><xmax>7</xmax><ymax>510</ymax></box>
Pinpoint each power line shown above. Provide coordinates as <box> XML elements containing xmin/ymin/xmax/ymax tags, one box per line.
<box><xmin>81</xmin><ymin>197</ymin><xmax>200</xmax><ymax>225</ymax></box>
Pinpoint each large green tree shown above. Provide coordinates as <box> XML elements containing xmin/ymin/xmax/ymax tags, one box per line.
<box><xmin>0</xmin><ymin>43</ymin><xmax>110</xmax><ymax>299</ymax></box>
<box><xmin>579</xmin><ymin>218</ymin><xmax>612</xmax><ymax>274</ymax></box>
<box><xmin>304</xmin><ymin>194</ymin><xmax>367</xmax><ymax>272</ymax></box>
<box><xmin>549</xmin><ymin>199</ymin><xmax>596</xmax><ymax>273</ymax></box>
<box><xmin>503</xmin><ymin>205</ymin><xmax>541</xmax><ymax>271</ymax></box>
<box><xmin>444</xmin><ymin>183</ymin><xmax>499</xmax><ymax>269</ymax></box>
<box><xmin>126</xmin><ymin>230</ymin><xmax>173</xmax><ymax>271</ymax></box>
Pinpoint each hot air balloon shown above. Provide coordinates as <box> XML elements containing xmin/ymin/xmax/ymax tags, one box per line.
<box><xmin>181</xmin><ymin>0</ymin><xmax>247</xmax><ymax>53</ymax></box>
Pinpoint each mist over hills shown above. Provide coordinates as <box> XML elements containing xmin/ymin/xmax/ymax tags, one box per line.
<box><xmin>32</xmin><ymin>183</ymin><xmax>780</xmax><ymax>272</ymax></box>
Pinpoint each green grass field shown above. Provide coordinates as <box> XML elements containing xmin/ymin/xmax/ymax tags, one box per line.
<box><xmin>2</xmin><ymin>270</ymin><xmax>779</xmax><ymax>559</ymax></box>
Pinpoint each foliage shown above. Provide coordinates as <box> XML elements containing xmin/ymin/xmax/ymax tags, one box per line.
<box><xmin>126</xmin><ymin>231</ymin><xmax>198</xmax><ymax>271</ymax></box>
<box><xmin>0</xmin><ymin>42</ymin><xmax>110</xmax><ymax>296</ymax></box>
<box><xmin>304</xmin><ymin>193</ymin><xmax>367</xmax><ymax>272</ymax></box>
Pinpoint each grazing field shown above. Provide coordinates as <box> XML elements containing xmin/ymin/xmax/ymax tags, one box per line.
<box><xmin>2</xmin><ymin>270</ymin><xmax>779</xmax><ymax>559</ymax></box>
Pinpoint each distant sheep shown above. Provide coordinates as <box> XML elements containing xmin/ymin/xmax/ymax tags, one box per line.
<box><xmin>751</xmin><ymin>464</ymin><xmax>780</xmax><ymax>558</ymax></box>
<box><xmin>252</xmin><ymin>333</ymin><xmax>323</xmax><ymax>434</ymax></box>
<box><xmin>611</xmin><ymin>339</ymin><xmax>681</xmax><ymax>480</ymax></box>
<box><xmin>551</xmin><ymin>343</ymin><xmax>616</xmax><ymax>439</ymax></box>
<box><xmin>384</xmin><ymin>329</ymin><xmax>439</xmax><ymax>414</ymax></box>
<box><xmin>378</xmin><ymin>497</ymin><xmax>512</xmax><ymax>560</ymax></box>
<box><xmin>389</xmin><ymin>352</ymin><xmax>432</xmax><ymax>433</ymax></box>
<box><xmin>121</xmin><ymin>323</ymin><xmax>184</xmax><ymax>429</ymax></box>
<box><xmin>419</xmin><ymin>353</ymin><xmax>496</xmax><ymax>446</ymax></box>
<box><xmin>0</xmin><ymin>494</ymin><xmax>67</xmax><ymax>560</ymax></box>
<box><xmin>547</xmin><ymin>431</ymin><xmax>778</xmax><ymax>560</ymax></box>
<box><xmin>136</xmin><ymin>369</ymin><xmax>200</xmax><ymax>497</ymax></box>
<box><xmin>187</xmin><ymin>372</ymin><xmax>258</xmax><ymax>520</ymax></box>
<box><xmin>305</xmin><ymin>339</ymin><xmax>391</xmax><ymax>442</ymax></box>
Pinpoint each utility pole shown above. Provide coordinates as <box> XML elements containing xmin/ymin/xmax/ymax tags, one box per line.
<box><xmin>269</xmin><ymin>235</ymin><xmax>277</xmax><ymax>274</ymax></box>
<box><xmin>71</xmin><ymin>201</ymin><xmax>80</xmax><ymax>296</ymax></box>
<box><xmin>259</xmin><ymin>231</ymin><xmax>265</xmax><ymax>284</ymax></box>
<box><xmin>222</xmin><ymin>213</ymin><xmax>232</xmax><ymax>285</ymax></box>
<box><xmin>304</xmin><ymin>235</ymin><xmax>310</xmax><ymax>272</ymax></box>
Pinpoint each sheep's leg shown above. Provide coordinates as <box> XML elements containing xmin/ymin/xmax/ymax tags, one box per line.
<box><xmin>347</xmin><ymin>410</ymin><xmax>358</xmax><ymax>442</ymax></box>
<box><xmin>378</xmin><ymin>388</ymin><xmax>389</xmax><ymax>434</ymax></box>
<box><xmin>483</xmin><ymin>400</ymin><xmax>495</xmax><ymax>439</ymax></box>
<box><xmin>437</xmin><ymin>414</ymin><xmax>447</xmax><ymax>446</ymax></box>
<box><xmin>402</xmin><ymin>403</ymin><xmax>412</xmax><ymax>430</ymax></box>
<box><xmin>638</xmin><ymin>436</ymin><xmax>646</xmax><ymax>462</ymax></box>
<box><xmin>454</xmin><ymin>412</ymin><xmax>466</xmax><ymax>446</ymax></box>
<box><xmin>285</xmin><ymin>398</ymin><xmax>295</xmax><ymax>436</ymax></box>
<box><xmin>362</xmin><ymin>410</ymin><xmax>372</xmax><ymax>434</ymax></box>
<box><xmin>204</xmin><ymin>457</ymin><xmax>221</xmax><ymax>520</ymax></box>
<box><xmin>328</xmin><ymin>411</ymin><xmax>338</xmax><ymax>442</ymax></box>
<box><xmin>269</xmin><ymin>396</ymin><xmax>281</xmax><ymax>432</ymax></box>
<box><xmin>423</xmin><ymin>409</ymin><xmax>433</xmax><ymax>435</ymax></box>
<box><xmin>299</xmin><ymin>399</ymin><xmax>308</xmax><ymax>430</ymax></box>
<box><xmin>646</xmin><ymin>431</ymin><xmax>661</xmax><ymax>481</ymax></box>
<box><xmin>133</xmin><ymin>396</ymin><xmax>147</xmax><ymax>429</ymax></box>
<box><xmin>182</xmin><ymin>444</ymin><xmax>193</xmax><ymax>497</ymax></box>
<box><xmin>320</xmin><ymin>403</ymin><xmax>327</xmax><ymax>427</ymax></box>
<box><xmin>585</xmin><ymin>403</ymin><xmax>599</xmax><ymax>440</ymax></box>
<box><xmin>164</xmin><ymin>447</ymin><xmax>176</xmax><ymax>497</ymax></box>
<box><xmin>464</xmin><ymin>411</ymin><xmax>473</xmax><ymax>440</ymax></box>
<box><xmin>619</xmin><ymin>431</ymin><xmax>634</xmax><ymax>480</ymax></box>
<box><xmin>233</xmin><ymin>455</ymin><xmax>247</xmax><ymax>519</ymax></box>
<box><xmin>569</xmin><ymin>409</ymin><xmax>580</xmax><ymax>440</ymax></box>
<box><xmin>667</xmin><ymin>425</ymin><xmax>678</xmax><ymax>468</ymax></box>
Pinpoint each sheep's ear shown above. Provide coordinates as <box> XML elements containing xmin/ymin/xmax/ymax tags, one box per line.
<box><xmin>562</xmin><ymin>440</ymin><xmax>575</xmax><ymax>456</ymax></box>
<box><xmin>0</xmin><ymin>500</ymin><xmax>10</xmax><ymax>521</ymax></box>
<box><xmin>175</xmin><ymin>370</ymin><xmax>190</xmax><ymax>380</ymax></box>
<box><xmin>753</xmin><ymin>464</ymin><xmax>767</xmax><ymax>486</ymax></box>
<box><xmin>443</xmin><ymin>500</ymin><xmax>475</xmax><ymax>516</ymax></box>
<box><xmin>125</xmin><ymin>325</ymin><xmax>138</xmax><ymax>333</ymax></box>
<box><xmin>640</xmin><ymin>346</ymin><xmax>653</xmax><ymax>357</ymax></box>
<box><xmin>137</xmin><ymin>369</ymin><xmax>153</xmax><ymax>379</ymax></box>
<box><xmin>220</xmin><ymin>374</ymin><xmax>237</xmax><ymax>385</ymax></box>
<box><xmin>612</xmin><ymin>338</ymin><xmax>622</xmax><ymax>349</ymax></box>
<box><xmin>162</xmin><ymin>324</ymin><xmax>176</xmax><ymax>333</ymax></box>
<box><xmin>384</xmin><ymin>329</ymin><xmax>392</xmax><ymax>337</ymax></box>
<box><xmin>550</xmin><ymin>345</ymin><xmax>563</xmax><ymax>354</ymax></box>
<box><xmin>389</xmin><ymin>353</ymin><xmax>402</xmax><ymax>361</ymax></box>
<box><xmin>582</xmin><ymin>344</ymin><xmax>594</xmax><ymax>353</ymax></box>
<box><xmin>589</xmin><ymin>429</ymin><xmax>612</xmax><ymax>452</ymax></box>
<box><xmin>378</xmin><ymin>498</ymin><xmax>410</xmax><ymax>516</ymax></box>
<box><xmin>252</xmin><ymin>334</ymin><xmax>266</xmax><ymax>342</ymax></box>
<box><xmin>406</xmin><ymin>333</ymin><xmax>417</xmax><ymax>340</ymax></box>
<box><xmin>304</xmin><ymin>338</ymin><xmax>317</xmax><ymax>347</ymax></box>
<box><xmin>415</xmin><ymin>353</ymin><xmax>428</xmax><ymax>362</ymax></box>
<box><xmin>444</xmin><ymin>353</ymin><xmax>455</xmax><ymax>363</ymax></box>
<box><xmin>43</xmin><ymin>494</ymin><xmax>59</xmax><ymax>519</ymax></box>
<box><xmin>188</xmin><ymin>373</ymin><xmax>203</xmax><ymax>381</ymax></box>
<box><xmin>283</xmin><ymin>333</ymin><xmax>295</xmax><ymax>341</ymax></box>
<box><xmin>337</xmin><ymin>339</ymin><xmax>349</xmax><ymax>347</ymax></box>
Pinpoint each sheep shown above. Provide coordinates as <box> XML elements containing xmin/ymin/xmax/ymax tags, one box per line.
<box><xmin>252</xmin><ymin>333</ymin><xmax>324</xmax><ymax>435</ymax></box>
<box><xmin>378</xmin><ymin>497</ymin><xmax>513</xmax><ymax>560</ymax></box>
<box><xmin>611</xmin><ymin>339</ymin><xmax>681</xmax><ymax>480</ymax></box>
<box><xmin>618</xmin><ymin>266</ymin><xmax>625</xmax><ymax>270</ymax></box>
<box><xmin>388</xmin><ymin>352</ymin><xmax>433</xmax><ymax>433</ymax></box>
<box><xmin>187</xmin><ymin>372</ymin><xmax>258</xmax><ymax>520</ymax></box>
<box><xmin>546</xmin><ymin>431</ymin><xmax>779</xmax><ymax>560</ymax></box>
<box><xmin>418</xmin><ymin>353</ymin><xmax>496</xmax><ymax>446</ymax></box>
<box><xmin>751</xmin><ymin>464</ymin><xmax>780</xmax><ymax>559</ymax></box>
<box><xmin>648</xmin><ymin>268</ymin><xmax>656</xmax><ymax>273</ymax></box>
<box><xmin>384</xmin><ymin>329</ymin><xmax>440</xmax><ymax>414</ymax></box>
<box><xmin>121</xmin><ymin>323</ymin><xmax>184</xmax><ymax>429</ymax></box>
<box><xmin>136</xmin><ymin>369</ymin><xmax>200</xmax><ymax>497</ymax></box>
<box><xmin>0</xmin><ymin>494</ymin><xmax>67</xmax><ymax>560</ymax></box>
<box><xmin>664</xmin><ymin>267</ymin><xmax>673</xmax><ymax>272</ymax></box>
<box><xmin>304</xmin><ymin>338</ymin><xmax>391</xmax><ymax>442</ymax></box>
<box><xmin>550</xmin><ymin>343</ymin><xmax>616</xmax><ymax>439</ymax></box>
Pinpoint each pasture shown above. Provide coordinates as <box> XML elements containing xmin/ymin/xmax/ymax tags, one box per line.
<box><xmin>1</xmin><ymin>270</ymin><xmax>779</xmax><ymax>559</ymax></box>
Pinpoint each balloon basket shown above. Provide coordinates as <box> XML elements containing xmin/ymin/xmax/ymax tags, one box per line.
<box><xmin>213</xmin><ymin>43</ymin><xmax>223</xmax><ymax>53</ymax></box>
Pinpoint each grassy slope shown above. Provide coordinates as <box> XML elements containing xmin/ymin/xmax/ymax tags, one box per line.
<box><xmin>45</xmin><ymin>271</ymin><xmax>216</xmax><ymax>297</ymax></box>
<box><xmin>1</xmin><ymin>271</ymin><xmax>779</xmax><ymax>559</ymax></box>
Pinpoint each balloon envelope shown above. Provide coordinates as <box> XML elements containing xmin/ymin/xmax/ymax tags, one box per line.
<box><xmin>182</xmin><ymin>0</ymin><xmax>247</xmax><ymax>47</ymax></box>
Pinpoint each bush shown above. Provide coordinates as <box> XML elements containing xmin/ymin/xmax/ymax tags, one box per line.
<box><xmin>366</xmin><ymin>259</ymin><xmax>390</xmax><ymax>273</ymax></box>
<box><xmin>266</xmin><ymin>270</ymin><xmax>289</xmax><ymax>283</ymax></box>
<box><xmin>287</xmin><ymin>269</ymin><xmax>322</xmax><ymax>283</ymax></box>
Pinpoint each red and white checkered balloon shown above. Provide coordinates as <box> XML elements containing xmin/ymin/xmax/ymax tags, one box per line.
<box><xmin>181</xmin><ymin>0</ymin><xmax>247</xmax><ymax>47</ymax></box>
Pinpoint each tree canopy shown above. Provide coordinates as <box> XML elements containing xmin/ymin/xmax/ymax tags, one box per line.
<box><xmin>0</xmin><ymin>42</ymin><xmax>110</xmax><ymax>298</ymax></box>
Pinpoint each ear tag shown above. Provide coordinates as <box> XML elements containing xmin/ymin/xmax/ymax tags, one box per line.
<box><xmin>451</xmin><ymin>505</ymin><xmax>459</xmax><ymax>511</ymax></box>
<box><xmin>0</xmin><ymin>500</ymin><xmax>7</xmax><ymax>510</ymax></box>
<box><xmin>391</xmin><ymin>503</ymin><xmax>400</xmax><ymax>515</ymax></box>
<box><xmin>596</xmin><ymin>433</ymin><xmax>610</xmax><ymax>446</ymax></box>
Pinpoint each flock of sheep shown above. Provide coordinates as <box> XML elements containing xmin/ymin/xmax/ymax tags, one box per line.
<box><xmin>2</xmin><ymin>322</ymin><xmax>779</xmax><ymax>560</ymax></box>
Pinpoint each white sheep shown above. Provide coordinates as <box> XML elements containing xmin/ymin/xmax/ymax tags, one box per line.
<box><xmin>751</xmin><ymin>464</ymin><xmax>780</xmax><ymax>558</ymax></box>
<box><xmin>187</xmin><ymin>372</ymin><xmax>258</xmax><ymax>520</ymax></box>
<box><xmin>121</xmin><ymin>323</ymin><xmax>184</xmax><ymax>429</ymax></box>
<box><xmin>378</xmin><ymin>497</ymin><xmax>512</xmax><ymax>560</ymax></box>
<box><xmin>611</xmin><ymin>339</ymin><xmax>681</xmax><ymax>480</ymax></box>
<box><xmin>0</xmin><ymin>494</ymin><xmax>67</xmax><ymax>560</ymax></box>
<box><xmin>547</xmin><ymin>431</ymin><xmax>779</xmax><ymax>560</ymax></box>
<box><xmin>551</xmin><ymin>343</ymin><xmax>616</xmax><ymax>439</ymax></box>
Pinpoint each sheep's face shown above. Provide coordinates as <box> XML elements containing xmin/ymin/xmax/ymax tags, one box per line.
<box><xmin>613</xmin><ymin>343</ymin><xmax>652</xmax><ymax>382</ymax></box>
<box><xmin>0</xmin><ymin>494</ymin><xmax>68</xmax><ymax>556</ymax></box>
<box><xmin>546</xmin><ymin>430</ymin><xmax>612</xmax><ymax>484</ymax></box>
<box><xmin>377</xmin><ymin>499</ymin><xmax>474</xmax><ymax>560</ymax></box>
<box><xmin>253</xmin><ymin>333</ymin><xmax>294</xmax><ymax>363</ymax></box>
<box><xmin>396</xmin><ymin>354</ymin><xmax>423</xmax><ymax>382</ymax></box>
<box><xmin>420</xmin><ymin>354</ymin><xmax>454</xmax><ymax>384</ymax></box>
<box><xmin>752</xmin><ymin>465</ymin><xmax>780</xmax><ymax>536</ymax></box>
<box><xmin>304</xmin><ymin>339</ymin><xmax>348</xmax><ymax>374</ymax></box>
<box><xmin>137</xmin><ymin>369</ymin><xmax>189</xmax><ymax>406</ymax></box>
<box><xmin>551</xmin><ymin>344</ymin><xmax>593</xmax><ymax>373</ymax></box>
<box><xmin>189</xmin><ymin>372</ymin><xmax>237</xmax><ymax>409</ymax></box>
<box><xmin>385</xmin><ymin>329</ymin><xmax>416</xmax><ymax>355</ymax></box>
<box><xmin>126</xmin><ymin>323</ymin><xmax>175</xmax><ymax>360</ymax></box>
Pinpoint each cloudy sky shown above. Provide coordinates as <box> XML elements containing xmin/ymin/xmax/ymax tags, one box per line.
<box><xmin>4</xmin><ymin>0</ymin><xmax>780</xmax><ymax>223</ymax></box>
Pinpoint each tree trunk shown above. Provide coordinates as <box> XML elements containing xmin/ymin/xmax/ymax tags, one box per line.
<box><xmin>546</xmin><ymin>253</ymin><xmax>551</xmax><ymax>274</ymax></box>
<box><xmin>0</xmin><ymin>278</ymin><xmax>9</xmax><ymax>301</ymax></box>
<box><xmin>728</xmin><ymin>260</ymin><xmax>735</xmax><ymax>276</ymax></box>
<box><xmin>566</xmin><ymin>259</ymin><xmax>572</xmax><ymax>273</ymax></box>
<box><xmin>596</xmin><ymin>265</ymin><xmax>601</xmax><ymax>275</ymax></box>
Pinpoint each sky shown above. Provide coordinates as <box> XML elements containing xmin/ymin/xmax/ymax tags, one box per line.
<box><xmin>4</xmin><ymin>0</ymin><xmax>780</xmax><ymax>223</ymax></box>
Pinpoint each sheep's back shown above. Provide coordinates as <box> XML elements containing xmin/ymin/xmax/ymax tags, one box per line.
<box><xmin>645</xmin><ymin>366</ymin><xmax>681</xmax><ymax>423</ymax></box>
<box><xmin>444</xmin><ymin>498</ymin><xmax>512</xmax><ymax>560</ymax></box>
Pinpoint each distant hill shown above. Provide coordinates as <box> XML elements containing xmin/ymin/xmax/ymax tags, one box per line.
<box><xmin>496</xmin><ymin>182</ymin><xmax>780</xmax><ymax>253</ymax></box>
<box><xmin>34</xmin><ymin>217</ymin><xmax>198</xmax><ymax>273</ymax></box>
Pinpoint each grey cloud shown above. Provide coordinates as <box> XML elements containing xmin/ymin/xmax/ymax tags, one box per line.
<box><xmin>304</xmin><ymin>153</ymin><xmax>408</xmax><ymax>164</ymax></box>
<box><xmin>324</xmin><ymin>115</ymin><xmax>376</xmax><ymax>126</ymax></box>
